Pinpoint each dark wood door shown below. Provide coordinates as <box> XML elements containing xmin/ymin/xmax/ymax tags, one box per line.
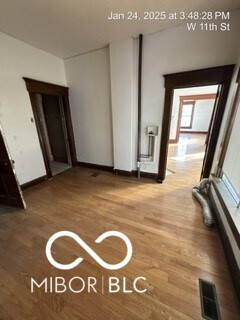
<box><xmin>0</xmin><ymin>126</ymin><xmax>26</xmax><ymax>209</ymax></box>
<box><xmin>42</xmin><ymin>94</ymin><xmax>68</xmax><ymax>163</ymax></box>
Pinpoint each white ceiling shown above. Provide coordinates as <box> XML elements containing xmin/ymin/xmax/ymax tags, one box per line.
<box><xmin>0</xmin><ymin>0</ymin><xmax>239</xmax><ymax>59</ymax></box>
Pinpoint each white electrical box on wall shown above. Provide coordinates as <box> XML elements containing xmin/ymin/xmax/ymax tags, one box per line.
<box><xmin>147</xmin><ymin>126</ymin><xmax>159</xmax><ymax>136</ymax></box>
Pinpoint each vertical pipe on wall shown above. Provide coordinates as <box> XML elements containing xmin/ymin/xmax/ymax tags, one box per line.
<box><xmin>137</xmin><ymin>34</ymin><xmax>143</xmax><ymax>178</ymax></box>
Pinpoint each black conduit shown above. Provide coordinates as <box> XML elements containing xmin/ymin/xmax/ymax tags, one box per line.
<box><xmin>137</xmin><ymin>34</ymin><xmax>143</xmax><ymax>178</ymax></box>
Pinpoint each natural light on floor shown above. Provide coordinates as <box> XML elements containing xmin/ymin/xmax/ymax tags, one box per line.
<box><xmin>172</xmin><ymin>152</ymin><xmax>205</xmax><ymax>161</ymax></box>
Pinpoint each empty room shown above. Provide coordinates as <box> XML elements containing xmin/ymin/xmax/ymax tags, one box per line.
<box><xmin>0</xmin><ymin>1</ymin><xmax>240</xmax><ymax>319</ymax></box>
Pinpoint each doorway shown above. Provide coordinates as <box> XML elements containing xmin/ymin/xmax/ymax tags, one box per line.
<box><xmin>167</xmin><ymin>87</ymin><xmax>218</xmax><ymax>181</ymax></box>
<box><xmin>158</xmin><ymin>65</ymin><xmax>235</xmax><ymax>182</ymax></box>
<box><xmin>24</xmin><ymin>78</ymin><xmax>77</xmax><ymax>179</ymax></box>
<box><xmin>37</xmin><ymin>94</ymin><xmax>71</xmax><ymax>175</ymax></box>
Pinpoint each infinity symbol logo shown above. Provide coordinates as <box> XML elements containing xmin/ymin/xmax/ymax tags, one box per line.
<box><xmin>46</xmin><ymin>231</ymin><xmax>133</xmax><ymax>270</ymax></box>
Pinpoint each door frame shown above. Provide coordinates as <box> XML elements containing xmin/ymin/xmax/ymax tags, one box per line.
<box><xmin>171</xmin><ymin>98</ymin><xmax>196</xmax><ymax>143</ymax></box>
<box><xmin>23</xmin><ymin>78</ymin><xmax>77</xmax><ymax>179</ymax></box>
<box><xmin>158</xmin><ymin>65</ymin><xmax>235</xmax><ymax>182</ymax></box>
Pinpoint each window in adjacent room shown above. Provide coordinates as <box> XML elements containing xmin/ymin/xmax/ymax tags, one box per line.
<box><xmin>180</xmin><ymin>100</ymin><xmax>195</xmax><ymax>129</ymax></box>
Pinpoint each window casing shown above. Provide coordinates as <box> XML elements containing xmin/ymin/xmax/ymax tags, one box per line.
<box><xmin>180</xmin><ymin>101</ymin><xmax>195</xmax><ymax>129</ymax></box>
<box><xmin>221</xmin><ymin>90</ymin><xmax>240</xmax><ymax>206</ymax></box>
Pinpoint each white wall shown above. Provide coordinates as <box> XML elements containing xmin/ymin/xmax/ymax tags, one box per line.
<box><xmin>140</xmin><ymin>9</ymin><xmax>240</xmax><ymax>173</ymax></box>
<box><xmin>64</xmin><ymin>48</ymin><xmax>113</xmax><ymax>167</ymax></box>
<box><xmin>185</xmin><ymin>99</ymin><xmax>215</xmax><ymax>132</ymax></box>
<box><xmin>169</xmin><ymin>86</ymin><xmax>218</xmax><ymax>140</ymax></box>
<box><xmin>0</xmin><ymin>32</ymin><xmax>66</xmax><ymax>184</ymax></box>
<box><xmin>109</xmin><ymin>38</ymin><xmax>135</xmax><ymax>171</ymax></box>
<box><xmin>3</xmin><ymin>9</ymin><xmax>238</xmax><ymax>182</ymax></box>
<box><xmin>67</xmin><ymin>9</ymin><xmax>239</xmax><ymax>174</ymax></box>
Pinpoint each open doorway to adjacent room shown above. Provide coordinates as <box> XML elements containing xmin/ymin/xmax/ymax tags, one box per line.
<box><xmin>167</xmin><ymin>85</ymin><xmax>218</xmax><ymax>181</ymax></box>
<box><xmin>24</xmin><ymin>78</ymin><xmax>77</xmax><ymax>179</ymax></box>
<box><xmin>158</xmin><ymin>65</ymin><xmax>234</xmax><ymax>183</ymax></box>
<box><xmin>36</xmin><ymin>94</ymin><xmax>72</xmax><ymax>176</ymax></box>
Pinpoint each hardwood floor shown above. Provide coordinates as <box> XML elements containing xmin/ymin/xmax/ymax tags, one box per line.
<box><xmin>167</xmin><ymin>133</ymin><xmax>207</xmax><ymax>183</ymax></box>
<box><xmin>0</xmin><ymin>157</ymin><xmax>239</xmax><ymax>319</ymax></box>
